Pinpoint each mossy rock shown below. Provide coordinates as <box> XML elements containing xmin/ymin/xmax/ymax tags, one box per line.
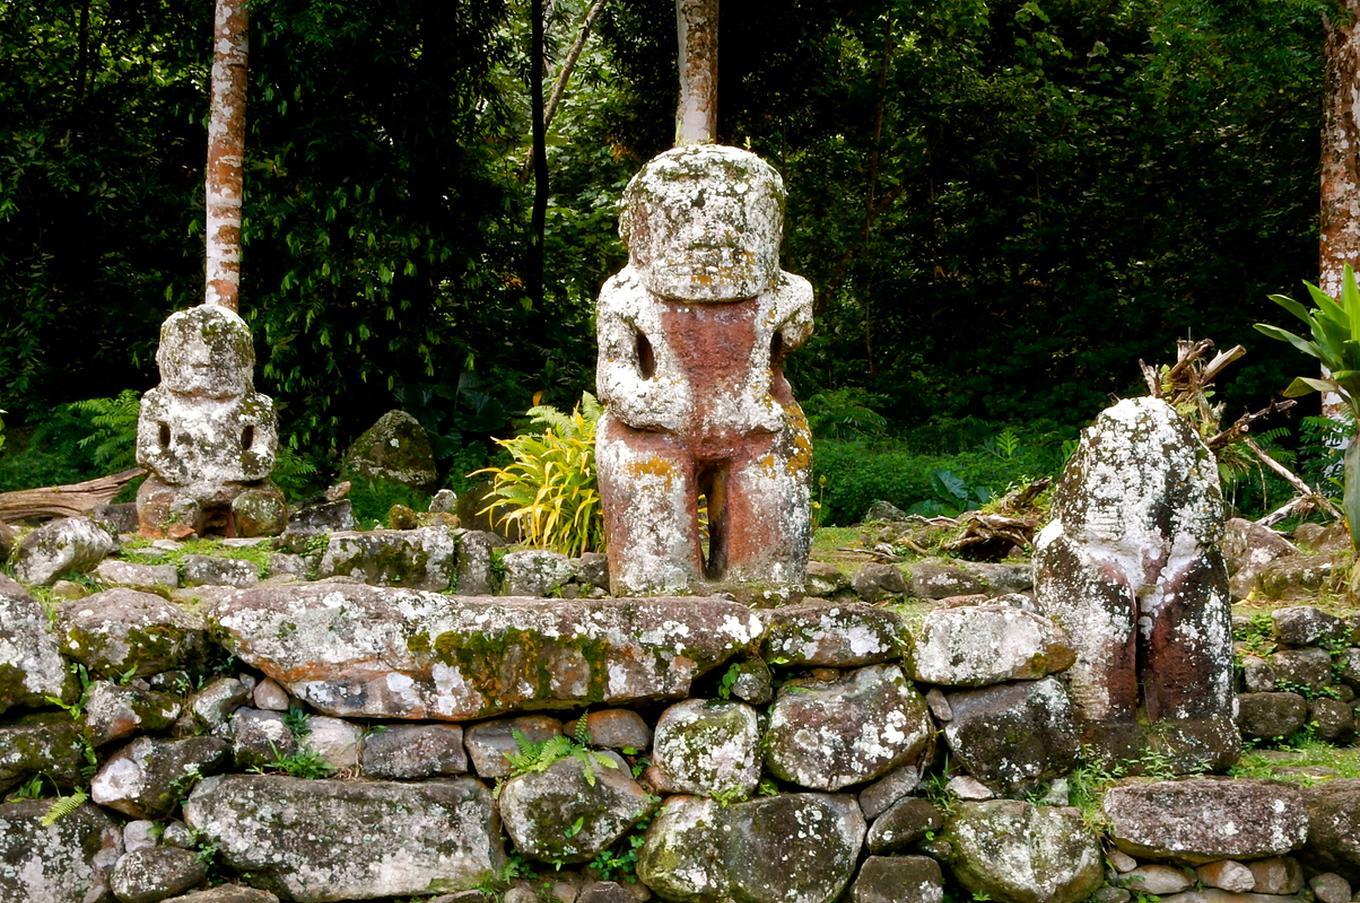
<box><xmin>342</xmin><ymin>410</ymin><xmax>438</xmax><ymax>492</ymax></box>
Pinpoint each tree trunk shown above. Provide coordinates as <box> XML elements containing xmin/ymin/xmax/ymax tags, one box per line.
<box><xmin>524</xmin><ymin>0</ymin><xmax>607</xmax><ymax>175</ymax></box>
<box><xmin>528</xmin><ymin>0</ymin><xmax>549</xmax><ymax>311</ymax></box>
<box><xmin>675</xmin><ymin>0</ymin><xmax>718</xmax><ymax>145</ymax></box>
<box><xmin>1320</xmin><ymin>0</ymin><xmax>1360</xmax><ymax>419</ymax></box>
<box><xmin>0</xmin><ymin>468</ymin><xmax>144</xmax><ymax>523</ymax></box>
<box><xmin>205</xmin><ymin>0</ymin><xmax>249</xmax><ymax>312</ymax></box>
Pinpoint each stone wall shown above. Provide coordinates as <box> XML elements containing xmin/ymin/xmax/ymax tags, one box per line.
<box><xmin>4</xmin><ymin>524</ymin><xmax>1360</xmax><ymax>903</ymax></box>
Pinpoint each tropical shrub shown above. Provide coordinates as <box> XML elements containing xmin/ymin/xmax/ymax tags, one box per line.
<box><xmin>1256</xmin><ymin>264</ymin><xmax>1360</xmax><ymax>548</ymax></box>
<box><xmin>475</xmin><ymin>394</ymin><xmax>604</xmax><ymax>556</ymax></box>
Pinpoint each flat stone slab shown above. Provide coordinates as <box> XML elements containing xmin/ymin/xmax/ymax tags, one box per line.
<box><xmin>208</xmin><ymin>584</ymin><xmax>762</xmax><ymax>720</ymax></box>
<box><xmin>183</xmin><ymin>774</ymin><xmax>501</xmax><ymax>902</ymax></box>
<box><xmin>1103</xmin><ymin>778</ymin><xmax>1307</xmax><ymax>863</ymax></box>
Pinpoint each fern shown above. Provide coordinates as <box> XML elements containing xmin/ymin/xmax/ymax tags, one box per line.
<box><xmin>504</xmin><ymin>724</ymin><xmax>617</xmax><ymax>788</ymax></box>
<box><xmin>68</xmin><ymin>390</ymin><xmax>141</xmax><ymax>471</ymax></box>
<box><xmin>574</xmin><ymin>711</ymin><xmax>592</xmax><ymax>746</ymax></box>
<box><xmin>40</xmin><ymin>788</ymin><xmax>87</xmax><ymax>826</ymax></box>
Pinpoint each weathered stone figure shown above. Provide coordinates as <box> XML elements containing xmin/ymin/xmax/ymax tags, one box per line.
<box><xmin>596</xmin><ymin>144</ymin><xmax>813</xmax><ymax>596</ymax></box>
<box><xmin>136</xmin><ymin>305</ymin><xmax>286</xmax><ymax>537</ymax></box>
<box><xmin>1034</xmin><ymin>397</ymin><xmax>1238</xmax><ymax>771</ymax></box>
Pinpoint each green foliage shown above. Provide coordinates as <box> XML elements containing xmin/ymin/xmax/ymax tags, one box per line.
<box><xmin>504</xmin><ymin>723</ymin><xmax>617</xmax><ymax>788</ymax></box>
<box><xmin>40</xmin><ymin>788</ymin><xmax>87</xmax><ymax>826</ymax></box>
<box><xmin>346</xmin><ymin>477</ymin><xmax>432</xmax><ymax>528</ymax></box>
<box><xmin>813</xmin><ymin>423</ymin><xmax>1070</xmax><ymax>525</ymax></box>
<box><xmin>283</xmin><ymin>705</ymin><xmax>312</xmax><ymax>739</ymax></box>
<box><xmin>588</xmin><ymin>801</ymin><xmax>657</xmax><ymax>884</ymax></box>
<box><xmin>1258</xmin><ymin>265</ymin><xmax>1360</xmax><ymax>548</ymax></box>
<box><xmin>804</xmin><ymin>388</ymin><xmax>889</xmax><ymax>440</ymax></box>
<box><xmin>477</xmin><ymin>394</ymin><xmax>604</xmax><ymax>556</ymax></box>
<box><xmin>1258</xmin><ymin>265</ymin><xmax>1360</xmax><ymax>418</ymax></box>
<box><xmin>67</xmin><ymin>390</ymin><xmax>140</xmax><ymax>472</ymax></box>
<box><xmin>253</xmin><ymin>744</ymin><xmax>336</xmax><ymax>779</ymax></box>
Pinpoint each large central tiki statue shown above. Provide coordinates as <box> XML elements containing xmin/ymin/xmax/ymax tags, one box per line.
<box><xmin>595</xmin><ymin>145</ymin><xmax>813</xmax><ymax>597</ymax></box>
<box><xmin>1034</xmin><ymin>396</ymin><xmax>1238</xmax><ymax>772</ymax></box>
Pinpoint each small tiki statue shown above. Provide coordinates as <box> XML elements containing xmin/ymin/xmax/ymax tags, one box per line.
<box><xmin>1034</xmin><ymin>396</ymin><xmax>1238</xmax><ymax>772</ymax></box>
<box><xmin>595</xmin><ymin>144</ymin><xmax>813</xmax><ymax>597</ymax></box>
<box><xmin>136</xmin><ymin>305</ymin><xmax>287</xmax><ymax>537</ymax></box>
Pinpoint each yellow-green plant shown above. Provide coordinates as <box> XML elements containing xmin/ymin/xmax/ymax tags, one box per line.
<box><xmin>1256</xmin><ymin>263</ymin><xmax>1360</xmax><ymax>549</ymax></box>
<box><xmin>474</xmin><ymin>394</ymin><xmax>604</xmax><ymax>556</ymax></box>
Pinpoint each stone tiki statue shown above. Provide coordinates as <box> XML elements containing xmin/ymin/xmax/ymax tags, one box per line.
<box><xmin>1033</xmin><ymin>396</ymin><xmax>1239</xmax><ymax>772</ymax></box>
<box><xmin>595</xmin><ymin>145</ymin><xmax>813</xmax><ymax>597</ymax></box>
<box><xmin>136</xmin><ymin>305</ymin><xmax>287</xmax><ymax>537</ymax></box>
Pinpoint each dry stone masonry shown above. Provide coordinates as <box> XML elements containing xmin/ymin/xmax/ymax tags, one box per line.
<box><xmin>595</xmin><ymin>144</ymin><xmax>814</xmax><ymax>599</ymax></box>
<box><xmin>136</xmin><ymin>305</ymin><xmax>286</xmax><ymax>538</ymax></box>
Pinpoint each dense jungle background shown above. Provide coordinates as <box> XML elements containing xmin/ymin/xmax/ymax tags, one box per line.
<box><xmin>0</xmin><ymin>0</ymin><xmax>1342</xmax><ymax>523</ymax></box>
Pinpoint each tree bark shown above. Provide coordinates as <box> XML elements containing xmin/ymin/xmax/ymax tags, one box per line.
<box><xmin>528</xmin><ymin>0</ymin><xmax>549</xmax><ymax>310</ymax></box>
<box><xmin>524</xmin><ymin>0</ymin><xmax>608</xmax><ymax>175</ymax></box>
<box><xmin>205</xmin><ymin>0</ymin><xmax>249</xmax><ymax>312</ymax></box>
<box><xmin>1320</xmin><ymin>0</ymin><xmax>1360</xmax><ymax>419</ymax></box>
<box><xmin>675</xmin><ymin>0</ymin><xmax>718</xmax><ymax>145</ymax></box>
<box><xmin>544</xmin><ymin>0</ymin><xmax>607</xmax><ymax>134</ymax></box>
<box><xmin>0</xmin><ymin>468</ymin><xmax>145</xmax><ymax>523</ymax></box>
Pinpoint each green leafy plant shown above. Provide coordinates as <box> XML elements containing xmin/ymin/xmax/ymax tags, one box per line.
<box><xmin>67</xmin><ymin>391</ymin><xmax>141</xmax><ymax>472</ymax></box>
<box><xmin>1256</xmin><ymin>264</ymin><xmax>1360</xmax><ymax>549</ymax></box>
<box><xmin>504</xmin><ymin>719</ymin><xmax>617</xmax><ymax>788</ymax></box>
<box><xmin>803</xmin><ymin>388</ymin><xmax>889</xmax><ymax>440</ymax></box>
<box><xmin>253</xmin><ymin>744</ymin><xmax>336</xmax><ymax>779</ymax></box>
<box><xmin>40</xmin><ymin>788</ymin><xmax>87</xmax><ymax>826</ymax></box>
<box><xmin>475</xmin><ymin>394</ymin><xmax>604</xmax><ymax>556</ymax></box>
<box><xmin>908</xmin><ymin>469</ymin><xmax>993</xmax><ymax>517</ymax></box>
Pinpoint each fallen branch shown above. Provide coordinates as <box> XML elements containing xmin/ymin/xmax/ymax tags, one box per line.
<box><xmin>0</xmin><ymin>467</ymin><xmax>145</xmax><ymax>523</ymax></box>
<box><xmin>1241</xmin><ymin>438</ymin><xmax>1342</xmax><ymax>522</ymax></box>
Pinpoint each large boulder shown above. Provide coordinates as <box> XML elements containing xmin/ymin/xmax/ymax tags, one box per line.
<box><xmin>359</xmin><ymin>723</ymin><xmax>467</xmax><ymax>780</ymax></box>
<box><xmin>498</xmin><ymin>751</ymin><xmax>651</xmax><ymax>863</ymax></box>
<box><xmin>1271</xmin><ymin>606</ymin><xmax>1348</xmax><ymax>647</ymax></box>
<box><xmin>1103</xmin><ymin>779</ymin><xmax>1307</xmax><ymax>863</ymax></box>
<box><xmin>209</xmin><ymin>584</ymin><xmax>762</xmax><ymax>720</ymax></box>
<box><xmin>0</xmin><ymin>716</ymin><xmax>87</xmax><ymax>794</ymax></box>
<box><xmin>765</xmin><ymin>664</ymin><xmax>932</xmax><ymax>791</ymax></box>
<box><xmin>936</xmin><ymin>800</ymin><xmax>1103</xmax><ymax>903</ymax></box>
<box><xmin>11</xmin><ymin>516</ymin><xmax>117</xmax><ymax>585</ymax></box>
<box><xmin>760</xmin><ymin>603</ymin><xmax>907</xmax><ymax>668</ymax></box>
<box><xmin>1302</xmin><ymin>779</ymin><xmax>1360</xmax><ymax>882</ymax></box>
<box><xmin>637</xmin><ymin>793</ymin><xmax>865</xmax><ymax>903</ymax></box>
<box><xmin>317</xmin><ymin>526</ymin><xmax>460</xmax><ymax>590</ymax></box>
<box><xmin>913</xmin><ymin>605</ymin><xmax>1074</xmax><ymax>686</ymax></box>
<box><xmin>83</xmin><ymin>681</ymin><xmax>182</xmax><ymax>747</ymax></box>
<box><xmin>184</xmin><ymin>775</ymin><xmax>501</xmax><ymax>901</ymax></box>
<box><xmin>1255</xmin><ymin>553</ymin><xmax>1345</xmax><ymax>602</ymax></box>
<box><xmin>0</xmin><ymin>587</ymin><xmax>75</xmax><ymax>714</ymax></box>
<box><xmin>91</xmin><ymin>736</ymin><xmax>231</xmax><ymax>819</ymax></box>
<box><xmin>941</xmin><ymin>677</ymin><xmax>1078</xmax><ymax>793</ymax></box>
<box><xmin>501</xmin><ymin>549</ymin><xmax>575</xmax><ymax>597</ymax></box>
<box><xmin>652</xmin><ymin>699</ymin><xmax>760</xmax><ymax>798</ymax></box>
<box><xmin>0</xmin><ymin>800</ymin><xmax>123</xmax><ymax>903</ymax></box>
<box><xmin>110</xmin><ymin>847</ymin><xmax>207</xmax><ymax>903</ymax></box>
<box><xmin>1222</xmin><ymin>518</ymin><xmax>1295</xmax><ymax>599</ymax></box>
<box><xmin>56</xmin><ymin>588</ymin><xmax>207</xmax><ymax>678</ymax></box>
<box><xmin>849</xmin><ymin>856</ymin><xmax>943</xmax><ymax>903</ymax></box>
<box><xmin>341</xmin><ymin>410</ymin><xmax>438</xmax><ymax>490</ymax></box>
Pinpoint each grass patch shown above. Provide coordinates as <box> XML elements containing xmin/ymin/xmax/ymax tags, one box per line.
<box><xmin>1229</xmin><ymin>740</ymin><xmax>1360</xmax><ymax>785</ymax></box>
<box><xmin>119</xmin><ymin>536</ymin><xmax>273</xmax><ymax>578</ymax></box>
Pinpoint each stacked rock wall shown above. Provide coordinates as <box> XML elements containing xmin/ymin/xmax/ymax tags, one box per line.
<box><xmin>5</xmin><ymin>557</ymin><xmax>1360</xmax><ymax>903</ymax></box>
